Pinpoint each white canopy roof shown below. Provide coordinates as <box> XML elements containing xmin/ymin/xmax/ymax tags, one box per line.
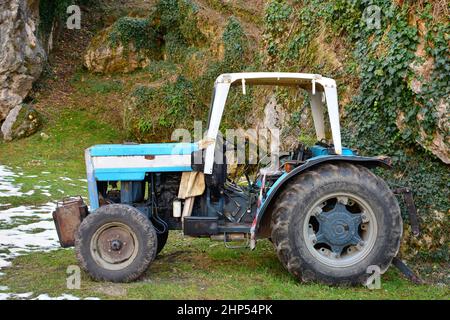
<box><xmin>216</xmin><ymin>72</ymin><xmax>337</xmax><ymax>91</ymax></box>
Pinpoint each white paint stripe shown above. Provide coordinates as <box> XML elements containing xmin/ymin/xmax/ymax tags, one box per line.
<box><xmin>92</xmin><ymin>155</ymin><xmax>191</xmax><ymax>169</ymax></box>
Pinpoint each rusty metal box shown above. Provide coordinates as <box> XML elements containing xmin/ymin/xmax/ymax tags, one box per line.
<box><xmin>53</xmin><ymin>196</ymin><xmax>88</xmax><ymax>248</ymax></box>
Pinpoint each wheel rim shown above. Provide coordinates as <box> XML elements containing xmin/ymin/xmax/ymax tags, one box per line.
<box><xmin>302</xmin><ymin>192</ymin><xmax>378</xmax><ymax>268</ymax></box>
<box><xmin>90</xmin><ymin>222</ymin><xmax>139</xmax><ymax>271</ymax></box>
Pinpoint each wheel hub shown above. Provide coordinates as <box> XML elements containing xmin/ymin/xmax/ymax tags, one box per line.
<box><xmin>315</xmin><ymin>203</ymin><xmax>362</xmax><ymax>254</ymax></box>
<box><xmin>111</xmin><ymin>239</ymin><xmax>123</xmax><ymax>251</ymax></box>
<box><xmin>96</xmin><ymin>226</ymin><xmax>135</xmax><ymax>264</ymax></box>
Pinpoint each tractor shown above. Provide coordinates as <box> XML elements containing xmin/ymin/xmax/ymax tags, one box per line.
<box><xmin>53</xmin><ymin>72</ymin><xmax>406</xmax><ymax>285</ymax></box>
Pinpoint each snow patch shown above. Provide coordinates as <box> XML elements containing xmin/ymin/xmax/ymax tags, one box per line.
<box><xmin>0</xmin><ymin>165</ymin><xmax>23</xmax><ymax>197</ymax></box>
<box><xmin>34</xmin><ymin>185</ymin><xmax>52</xmax><ymax>197</ymax></box>
<box><xmin>0</xmin><ymin>166</ymin><xmax>100</xmax><ymax>300</ymax></box>
<box><xmin>0</xmin><ymin>292</ymin><xmax>100</xmax><ymax>300</ymax></box>
<box><xmin>34</xmin><ymin>293</ymin><xmax>100</xmax><ymax>300</ymax></box>
<box><xmin>0</xmin><ymin>292</ymin><xmax>33</xmax><ymax>300</ymax></box>
<box><xmin>0</xmin><ymin>202</ymin><xmax>59</xmax><ymax>268</ymax></box>
<box><xmin>0</xmin><ymin>165</ymin><xmax>47</xmax><ymax>197</ymax></box>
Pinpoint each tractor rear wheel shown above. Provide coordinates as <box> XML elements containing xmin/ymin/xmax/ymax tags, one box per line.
<box><xmin>270</xmin><ymin>163</ymin><xmax>402</xmax><ymax>286</ymax></box>
<box><xmin>75</xmin><ymin>204</ymin><xmax>157</xmax><ymax>282</ymax></box>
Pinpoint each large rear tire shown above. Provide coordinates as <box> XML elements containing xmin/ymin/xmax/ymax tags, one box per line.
<box><xmin>270</xmin><ymin>163</ymin><xmax>402</xmax><ymax>286</ymax></box>
<box><xmin>75</xmin><ymin>204</ymin><xmax>157</xmax><ymax>282</ymax></box>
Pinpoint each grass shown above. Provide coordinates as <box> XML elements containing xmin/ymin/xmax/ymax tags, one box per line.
<box><xmin>0</xmin><ymin>216</ymin><xmax>46</xmax><ymax>230</ymax></box>
<box><xmin>74</xmin><ymin>78</ymin><xmax>124</xmax><ymax>95</ymax></box>
<box><xmin>0</xmin><ymin>233</ymin><xmax>448</xmax><ymax>300</ymax></box>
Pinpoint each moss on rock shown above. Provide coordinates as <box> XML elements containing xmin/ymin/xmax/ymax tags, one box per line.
<box><xmin>1</xmin><ymin>104</ymin><xmax>41</xmax><ymax>141</ymax></box>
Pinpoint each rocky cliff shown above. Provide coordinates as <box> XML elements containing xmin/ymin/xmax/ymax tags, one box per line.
<box><xmin>0</xmin><ymin>0</ymin><xmax>45</xmax><ymax>140</ymax></box>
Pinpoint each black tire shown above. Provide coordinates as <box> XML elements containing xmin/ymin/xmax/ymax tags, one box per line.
<box><xmin>270</xmin><ymin>163</ymin><xmax>402</xmax><ymax>286</ymax></box>
<box><xmin>75</xmin><ymin>204</ymin><xmax>157</xmax><ymax>282</ymax></box>
<box><xmin>156</xmin><ymin>230</ymin><xmax>169</xmax><ymax>255</ymax></box>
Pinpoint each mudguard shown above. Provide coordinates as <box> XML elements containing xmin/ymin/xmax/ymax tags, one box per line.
<box><xmin>256</xmin><ymin>155</ymin><xmax>391</xmax><ymax>233</ymax></box>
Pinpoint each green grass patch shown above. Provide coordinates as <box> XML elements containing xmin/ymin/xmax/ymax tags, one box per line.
<box><xmin>0</xmin><ymin>107</ymin><xmax>122</xmax><ymax>206</ymax></box>
<box><xmin>25</xmin><ymin>228</ymin><xmax>47</xmax><ymax>234</ymax></box>
<box><xmin>0</xmin><ymin>216</ymin><xmax>44</xmax><ymax>230</ymax></box>
<box><xmin>145</xmin><ymin>60</ymin><xmax>179</xmax><ymax>81</ymax></box>
<box><xmin>71</xmin><ymin>70</ymin><xmax>125</xmax><ymax>96</ymax></box>
<box><xmin>72</xmin><ymin>76</ymin><xmax>124</xmax><ymax>95</ymax></box>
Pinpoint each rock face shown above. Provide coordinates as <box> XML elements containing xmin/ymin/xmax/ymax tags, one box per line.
<box><xmin>404</xmin><ymin>22</ymin><xmax>450</xmax><ymax>164</ymax></box>
<box><xmin>0</xmin><ymin>104</ymin><xmax>41</xmax><ymax>141</ymax></box>
<box><xmin>416</xmin><ymin>99</ymin><xmax>449</xmax><ymax>164</ymax></box>
<box><xmin>261</xmin><ymin>94</ymin><xmax>315</xmax><ymax>151</ymax></box>
<box><xmin>84</xmin><ymin>27</ymin><xmax>153</xmax><ymax>74</ymax></box>
<box><xmin>0</xmin><ymin>0</ymin><xmax>46</xmax><ymax>129</ymax></box>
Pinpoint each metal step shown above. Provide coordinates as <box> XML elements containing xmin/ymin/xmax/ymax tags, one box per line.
<box><xmin>218</xmin><ymin>222</ymin><xmax>251</xmax><ymax>233</ymax></box>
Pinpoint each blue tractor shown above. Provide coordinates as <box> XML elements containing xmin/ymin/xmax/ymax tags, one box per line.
<box><xmin>56</xmin><ymin>73</ymin><xmax>404</xmax><ymax>285</ymax></box>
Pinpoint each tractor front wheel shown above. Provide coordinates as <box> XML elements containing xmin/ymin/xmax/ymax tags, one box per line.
<box><xmin>75</xmin><ymin>204</ymin><xmax>157</xmax><ymax>282</ymax></box>
<box><xmin>270</xmin><ymin>163</ymin><xmax>402</xmax><ymax>286</ymax></box>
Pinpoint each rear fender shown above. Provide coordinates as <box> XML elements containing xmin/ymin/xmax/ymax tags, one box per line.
<box><xmin>256</xmin><ymin>155</ymin><xmax>391</xmax><ymax>238</ymax></box>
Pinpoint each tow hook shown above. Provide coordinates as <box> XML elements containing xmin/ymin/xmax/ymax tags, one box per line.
<box><xmin>392</xmin><ymin>257</ymin><xmax>424</xmax><ymax>285</ymax></box>
<box><xmin>393</xmin><ymin>187</ymin><xmax>420</xmax><ymax>236</ymax></box>
<box><xmin>392</xmin><ymin>187</ymin><xmax>423</xmax><ymax>284</ymax></box>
